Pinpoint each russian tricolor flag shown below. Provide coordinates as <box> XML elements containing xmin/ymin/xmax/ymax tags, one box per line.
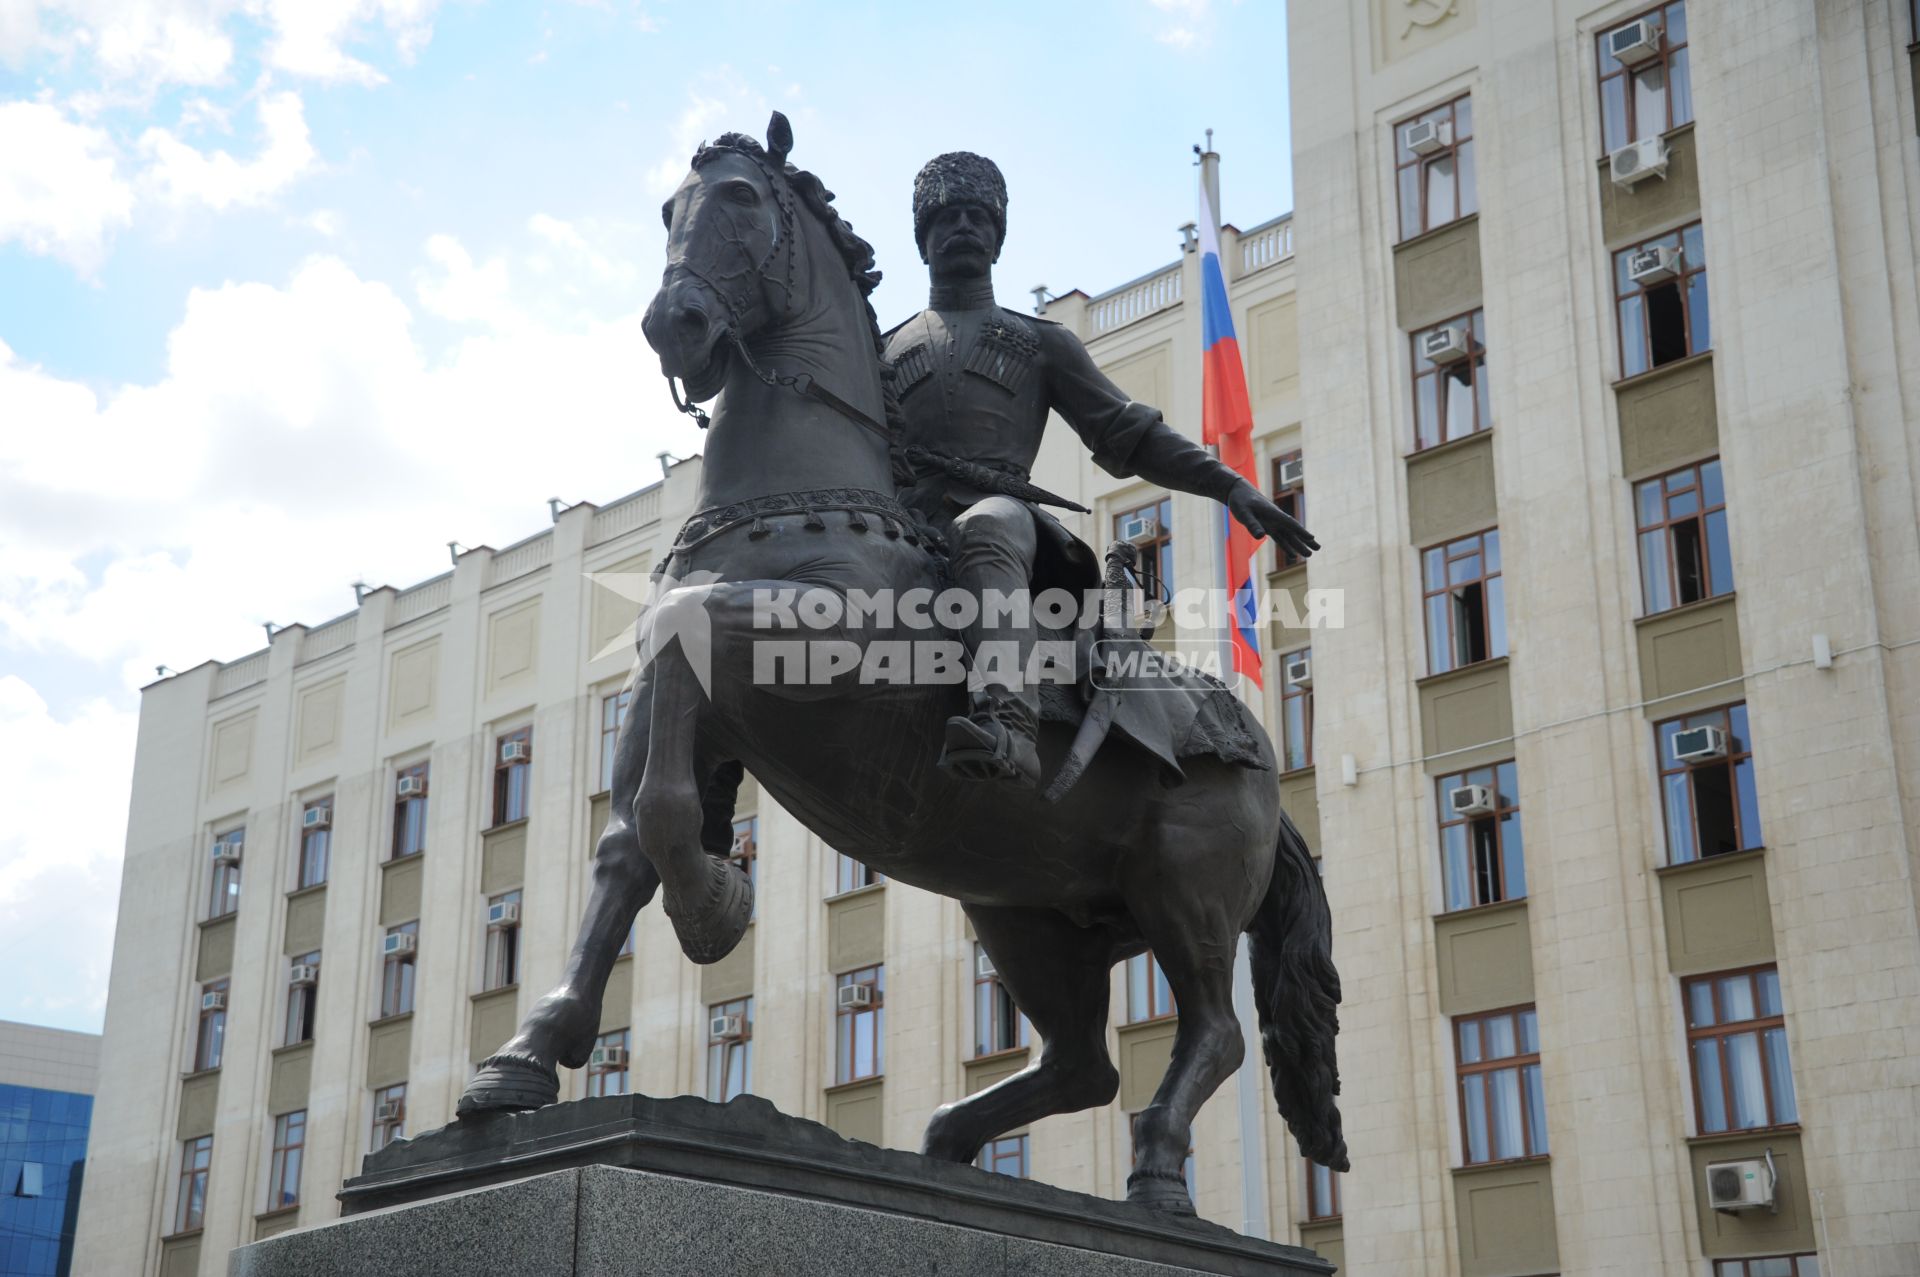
<box><xmin>1197</xmin><ymin>180</ymin><xmax>1264</xmax><ymax>689</ymax></box>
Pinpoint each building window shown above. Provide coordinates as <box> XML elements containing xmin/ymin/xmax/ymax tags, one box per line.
<box><xmin>1125</xmin><ymin>952</ymin><xmax>1176</xmax><ymax>1024</ymax></box>
<box><xmin>973</xmin><ymin>944</ymin><xmax>1030</xmax><ymax>1057</ymax></box>
<box><xmin>730</xmin><ymin>817</ymin><xmax>758</xmax><ymax>920</ymax></box>
<box><xmin>1113</xmin><ymin>495</ymin><xmax>1175</xmax><ymax>598</ymax></box>
<box><xmin>268</xmin><ymin>1110</ymin><xmax>305</xmax><ymax>1210</ymax></box>
<box><xmin>1615</xmin><ymin>221</ymin><xmax>1709</xmax><ymax>378</ymax></box>
<box><xmin>1455</xmin><ymin>1006</ymin><xmax>1548</xmax><ymax>1165</ymax></box>
<box><xmin>1636</xmin><ymin>458</ymin><xmax>1732</xmax><ymax>614</ymax></box>
<box><xmin>1271</xmin><ymin>451</ymin><xmax>1306</xmax><ymax>571</ymax></box>
<box><xmin>1279</xmin><ymin>646</ymin><xmax>1313</xmax><ymax>772</ymax></box>
<box><xmin>1305</xmin><ymin>1158</ymin><xmax>1341</xmax><ymax>1221</ymax></box>
<box><xmin>834</xmin><ymin>966</ymin><xmax>885</xmax><ymax>1084</ymax></box>
<box><xmin>1657</xmin><ymin>702</ymin><xmax>1762</xmax><ymax>864</ymax></box>
<box><xmin>587</xmin><ymin>1028</ymin><xmax>631</xmax><ymax>1098</ymax></box>
<box><xmin>1395</xmin><ymin>93</ymin><xmax>1476</xmax><ymax>241</ymax></box>
<box><xmin>977</xmin><ymin>1134</ymin><xmax>1030</xmax><ymax>1178</ymax></box>
<box><xmin>208</xmin><ymin>827</ymin><xmax>244</xmax><ymax>919</ymax></box>
<box><xmin>284</xmin><ymin>951</ymin><xmax>320</xmax><ymax>1046</ymax></box>
<box><xmin>1686</xmin><ymin>966</ymin><xmax>1798</xmax><ymax>1134</ymax></box>
<box><xmin>706</xmin><ymin>998</ymin><xmax>754</xmax><ymax>1101</ymax></box>
<box><xmin>1599</xmin><ymin>2</ymin><xmax>1693</xmax><ymax>153</ymax></box>
<box><xmin>493</xmin><ymin>726</ymin><xmax>532</xmax><ymax>826</ymax></box>
<box><xmin>1714</xmin><ymin>1257</ymin><xmax>1821</xmax><ymax>1277</ymax></box>
<box><xmin>598</xmin><ymin>690</ymin><xmax>631</xmax><ymax>794</ymax></box>
<box><xmin>392</xmin><ymin>762</ymin><xmax>429</xmax><ymax>859</ymax></box>
<box><xmin>380</xmin><ymin>921</ymin><xmax>418</xmax><ymax>1018</ymax></box>
<box><xmin>1436</xmin><ymin>760</ymin><xmax>1525</xmax><ymax>912</ymax></box>
<box><xmin>173</xmin><ymin>1135</ymin><xmax>212</xmax><ymax>1234</ymax></box>
<box><xmin>297</xmin><ymin>796</ymin><xmax>332</xmax><ymax>890</ymax></box>
<box><xmin>483</xmin><ymin>890</ymin><xmax>523</xmax><ymax>990</ymax></box>
<box><xmin>371</xmin><ymin>1083</ymin><xmax>407</xmax><ymax>1151</ymax></box>
<box><xmin>1422</xmin><ymin>528</ymin><xmax>1507</xmax><ymax>674</ymax></box>
<box><xmin>1128</xmin><ymin>1115</ymin><xmax>1196</xmax><ymax>1199</ymax></box>
<box><xmin>836</xmin><ymin>853</ymin><xmax>883</xmax><ymax>895</ymax></box>
<box><xmin>1410</xmin><ymin>309</ymin><xmax>1490</xmax><ymax>451</ymax></box>
<box><xmin>194</xmin><ymin>978</ymin><xmax>228</xmax><ymax>1072</ymax></box>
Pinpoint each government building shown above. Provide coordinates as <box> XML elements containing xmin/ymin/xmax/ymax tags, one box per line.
<box><xmin>72</xmin><ymin>2</ymin><xmax>1920</xmax><ymax>1274</ymax></box>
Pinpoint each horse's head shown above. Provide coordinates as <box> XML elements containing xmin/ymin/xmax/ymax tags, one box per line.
<box><xmin>643</xmin><ymin>112</ymin><xmax>802</xmax><ymax>401</ymax></box>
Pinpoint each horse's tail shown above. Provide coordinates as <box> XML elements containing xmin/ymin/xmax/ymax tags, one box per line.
<box><xmin>1245</xmin><ymin>808</ymin><xmax>1349</xmax><ymax>1171</ymax></box>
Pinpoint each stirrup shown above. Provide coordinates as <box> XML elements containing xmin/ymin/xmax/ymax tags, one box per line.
<box><xmin>939</xmin><ymin>693</ymin><xmax>1040</xmax><ymax>788</ymax></box>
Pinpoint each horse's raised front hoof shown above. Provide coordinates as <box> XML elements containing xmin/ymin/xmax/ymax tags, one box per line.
<box><xmin>666</xmin><ymin>855</ymin><xmax>755</xmax><ymax>965</ymax></box>
<box><xmin>457</xmin><ymin>1051</ymin><xmax>560</xmax><ymax>1116</ymax></box>
<box><xmin>1125</xmin><ymin>1168</ymin><xmax>1197</xmax><ymax>1216</ymax></box>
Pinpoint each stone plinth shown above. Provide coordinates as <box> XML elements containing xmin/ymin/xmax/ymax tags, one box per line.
<box><xmin>229</xmin><ymin>1094</ymin><xmax>1333</xmax><ymax>1276</ymax></box>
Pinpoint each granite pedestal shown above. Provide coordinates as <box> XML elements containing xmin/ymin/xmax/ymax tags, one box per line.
<box><xmin>228</xmin><ymin>1093</ymin><xmax>1334</xmax><ymax>1276</ymax></box>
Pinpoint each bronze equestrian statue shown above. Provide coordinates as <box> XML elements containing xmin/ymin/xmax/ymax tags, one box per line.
<box><xmin>458</xmin><ymin>113</ymin><xmax>1346</xmax><ymax>1215</ymax></box>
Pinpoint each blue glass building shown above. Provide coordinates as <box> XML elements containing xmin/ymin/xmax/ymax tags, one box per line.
<box><xmin>0</xmin><ymin>1082</ymin><xmax>92</xmax><ymax>1277</ymax></box>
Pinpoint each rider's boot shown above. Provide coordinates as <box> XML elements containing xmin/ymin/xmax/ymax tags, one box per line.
<box><xmin>940</xmin><ymin>683</ymin><xmax>1042</xmax><ymax>788</ymax></box>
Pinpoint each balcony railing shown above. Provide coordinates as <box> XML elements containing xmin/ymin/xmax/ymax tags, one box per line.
<box><xmin>299</xmin><ymin>615</ymin><xmax>356</xmax><ymax>664</ymax></box>
<box><xmin>1088</xmin><ymin>263</ymin><xmax>1183</xmax><ymax>334</ymax></box>
<box><xmin>590</xmin><ymin>485</ymin><xmax>663</xmax><ymax>546</ymax></box>
<box><xmin>388</xmin><ymin>574</ymin><xmax>451</xmax><ymax>628</ymax></box>
<box><xmin>211</xmin><ymin>650</ymin><xmax>268</xmax><ymax>697</ymax></box>
<box><xmin>486</xmin><ymin>532</ymin><xmax>554</xmax><ymax>588</ymax></box>
<box><xmin>1238</xmin><ymin>215</ymin><xmax>1294</xmax><ymax>276</ymax></box>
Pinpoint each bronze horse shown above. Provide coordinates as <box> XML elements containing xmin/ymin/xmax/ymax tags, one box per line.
<box><xmin>458</xmin><ymin>113</ymin><xmax>1346</xmax><ymax>1213</ymax></box>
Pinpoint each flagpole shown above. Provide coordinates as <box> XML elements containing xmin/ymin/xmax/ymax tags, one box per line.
<box><xmin>1197</xmin><ymin>135</ymin><xmax>1274</xmax><ymax>1243</ymax></box>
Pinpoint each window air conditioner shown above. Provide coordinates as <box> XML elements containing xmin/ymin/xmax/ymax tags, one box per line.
<box><xmin>1607</xmin><ymin>17</ymin><xmax>1663</xmax><ymax>66</ymax></box>
<box><xmin>1276</xmin><ymin>457</ymin><xmax>1304</xmax><ymax>489</ymax></box>
<box><xmin>200</xmin><ymin>990</ymin><xmax>227</xmax><ymax>1013</ymax></box>
<box><xmin>1420</xmin><ymin>325</ymin><xmax>1472</xmax><ymax>365</ymax></box>
<box><xmin>1705</xmin><ymin>1155</ymin><xmax>1777</xmax><ymax>1213</ymax></box>
<box><xmin>1119</xmin><ymin>514</ymin><xmax>1160</xmax><ymax>547</ymax></box>
<box><xmin>302</xmin><ymin>804</ymin><xmax>331</xmax><ymax>830</ymax></box>
<box><xmin>1672</xmin><ymin>725</ymin><xmax>1728</xmax><ymax>764</ymax></box>
<box><xmin>709</xmin><ymin>1014</ymin><xmax>746</xmax><ymax>1041</ymax></box>
<box><xmin>1609</xmin><ymin>136</ymin><xmax>1670</xmax><ymax>187</ymax></box>
<box><xmin>836</xmin><ymin>983</ymin><xmax>874</xmax><ymax>1011</ymax></box>
<box><xmin>500</xmin><ymin>739</ymin><xmax>531</xmax><ymax>763</ymax></box>
<box><xmin>382</xmin><ymin>931</ymin><xmax>417</xmax><ymax>958</ymax></box>
<box><xmin>397</xmin><ymin>775</ymin><xmax>426</xmax><ymax>798</ymax></box>
<box><xmin>590</xmin><ymin>1044</ymin><xmax>631</xmax><ymax>1068</ymax></box>
<box><xmin>975</xmin><ymin>952</ymin><xmax>997</xmax><ymax>979</ymax></box>
<box><xmin>289</xmin><ymin>963</ymin><xmax>320</xmax><ymax>987</ymax></box>
<box><xmin>1402</xmin><ymin>118</ymin><xmax>1451</xmax><ymax>156</ymax></box>
<box><xmin>1284</xmin><ymin>653</ymin><xmax>1313</xmax><ymax>689</ymax></box>
<box><xmin>486</xmin><ymin>901</ymin><xmax>521</xmax><ymax>928</ymax></box>
<box><xmin>212</xmin><ymin>845</ymin><xmax>242</xmax><ymax>866</ymax></box>
<box><xmin>1627</xmin><ymin>245</ymin><xmax>1682</xmax><ymax>285</ymax></box>
<box><xmin>373</xmin><ymin>1100</ymin><xmax>404</xmax><ymax>1124</ymax></box>
<box><xmin>1448</xmin><ymin>784</ymin><xmax>1496</xmax><ymax>818</ymax></box>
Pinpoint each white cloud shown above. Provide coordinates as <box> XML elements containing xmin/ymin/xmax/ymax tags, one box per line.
<box><xmin>139</xmin><ymin>88</ymin><xmax>317</xmax><ymax>210</ymax></box>
<box><xmin>0</xmin><ymin>676</ymin><xmax>134</xmax><ymax>1031</ymax></box>
<box><xmin>1149</xmin><ymin>0</ymin><xmax>1213</xmax><ymax>48</ymax></box>
<box><xmin>0</xmin><ymin>99</ymin><xmax>135</xmax><ymax>274</ymax></box>
<box><xmin>254</xmin><ymin>0</ymin><xmax>442</xmax><ymax>85</ymax></box>
<box><xmin>0</xmin><ymin>1</ymin><xmax>237</xmax><ymax>86</ymax></box>
<box><xmin>414</xmin><ymin>232</ymin><xmax>513</xmax><ymax>327</ymax></box>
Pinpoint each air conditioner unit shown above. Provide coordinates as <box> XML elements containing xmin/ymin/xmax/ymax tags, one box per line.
<box><xmin>1276</xmin><ymin>457</ymin><xmax>1305</xmax><ymax>489</ymax></box>
<box><xmin>200</xmin><ymin>990</ymin><xmax>227</xmax><ymax>1013</ymax></box>
<box><xmin>1420</xmin><ymin>325</ymin><xmax>1472</xmax><ymax>365</ymax></box>
<box><xmin>289</xmin><ymin>963</ymin><xmax>320</xmax><ymax>987</ymax></box>
<box><xmin>397</xmin><ymin>775</ymin><xmax>426</xmax><ymax>798</ymax></box>
<box><xmin>836</xmin><ymin>983</ymin><xmax>874</xmax><ymax>1011</ymax></box>
<box><xmin>382</xmin><ymin>931</ymin><xmax>417</xmax><ymax>958</ymax></box>
<box><xmin>302</xmin><ymin>804</ymin><xmax>331</xmax><ymax>830</ymax></box>
<box><xmin>1705</xmin><ymin>1155</ymin><xmax>1777</xmax><ymax>1213</ymax></box>
<box><xmin>731</xmin><ymin>828</ymin><xmax>755</xmax><ymax>855</ymax></box>
<box><xmin>590</xmin><ymin>1044</ymin><xmax>631</xmax><ymax>1068</ymax></box>
<box><xmin>1607</xmin><ymin>17</ymin><xmax>1663</xmax><ymax>66</ymax></box>
<box><xmin>1119</xmin><ymin>514</ymin><xmax>1160</xmax><ymax>547</ymax></box>
<box><xmin>1403</xmin><ymin>118</ymin><xmax>1452</xmax><ymax>156</ymax></box>
<box><xmin>975</xmin><ymin>952</ymin><xmax>997</xmax><ymax>979</ymax></box>
<box><xmin>1627</xmin><ymin>244</ymin><xmax>1682</xmax><ymax>285</ymax></box>
<box><xmin>1448</xmin><ymin>783</ymin><xmax>1496</xmax><ymax>818</ymax></box>
<box><xmin>373</xmin><ymin>1100</ymin><xmax>404</xmax><ymax>1124</ymax></box>
<box><xmin>212</xmin><ymin>845</ymin><xmax>243</xmax><ymax>866</ymax></box>
<box><xmin>1672</xmin><ymin>724</ymin><xmax>1728</xmax><ymax>764</ymax></box>
<box><xmin>1284</xmin><ymin>653</ymin><xmax>1313</xmax><ymax>689</ymax></box>
<box><xmin>486</xmin><ymin>901</ymin><xmax>521</xmax><ymax>928</ymax></box>
<box><xmin>709</xmin><ymin>1013</ymin><xmax>746</xmax><ymax>1041</ymax></box>
<box><xmin>1609</xmin><ymin>135</ymin><xmax>1670</xmax><ymax>187</ymax></box>
<box><xmin>500</xmin><ymin>739</ymin><xmax>531</xmax><ymax>763</ymax></box>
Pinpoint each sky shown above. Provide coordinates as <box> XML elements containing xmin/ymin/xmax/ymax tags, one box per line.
<box><xmin>0</xmin><ymin>0</ymin><xmax>1294</xmax><ymax>1033</ymax></box>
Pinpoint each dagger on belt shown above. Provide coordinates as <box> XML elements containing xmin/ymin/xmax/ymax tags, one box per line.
<box><xmin>1043</xmin><ymin>540</ymin><xmax>1140</xmax><ymax>803</ymax></box>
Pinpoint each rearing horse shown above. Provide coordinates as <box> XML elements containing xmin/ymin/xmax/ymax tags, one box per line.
<box><xmin>458</xmin><ymin>113</ymin><xmax>1346</xmax><ymax>1213</ymax></box>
